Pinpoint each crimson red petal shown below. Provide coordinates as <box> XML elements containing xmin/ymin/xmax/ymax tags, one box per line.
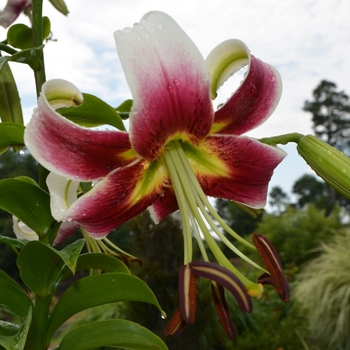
<box><xmin>65</xmin><ymin>160</ymin><xmax>161</xmax><ymax>237</ymax></box>
<box><xmin>114</xmin><ymin>12</ymin><xmax>214</xmax><ymax>161</ymax></box>
<box><xmin>213</xmin><ymin>56</ymin><xmax>281</xmax><ymax>135</ymax></box>
<box><xmin>198</xmin><ymin>135</ymin><xmax>286</xmax><ymax>208</ymax></box>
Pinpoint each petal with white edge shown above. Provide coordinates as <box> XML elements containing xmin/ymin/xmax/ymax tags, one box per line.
<box><xmin>0</xmin><ymin>0</ymin><xmax>31</xmax><ymax>28</ymax></box>
<box><xmin>46</xmin><ymin>172</ymin><xmax>80</xmax><ymax>221</ymax></box>
<box><xmin>114</xmin><ymin>11</ymin><xmax>214</xmax><ymax>161</ymax></box>
<box><xmin>25</xmin><ymin>79</ymin><xmax>136</xmax><ymax>181</ymax></box>
<box><xmin>206</xmin><ymin>40</ymin><xmax>282</xmax><ymax>135</ymax></box>
<box><xmin>12</xmin><ymin>216</ymin><xmax>38</xmax><ymax>241</ymax></box>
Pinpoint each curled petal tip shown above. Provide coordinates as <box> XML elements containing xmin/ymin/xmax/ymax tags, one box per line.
<box><xmin>253</xmin><ymin>233</ymin><xmax>290</xmax><ymax>302</ymax></box>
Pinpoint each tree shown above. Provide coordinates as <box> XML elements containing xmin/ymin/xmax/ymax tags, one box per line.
<box><xmin>215</xmin><ymin>199</ymin><xmax>262</xmax><ymax>236</ymax></box>
<box><xmin>254</xmin><ymin>205</ymin><xmax>342</xmax><ymax>266</ymax></box>
<box><xmin>292</xmin><ymin>173</ymin><xmax>350</xmax><ymax>214</ymax></box>
<box><xmin>269</xmin><ymin>186</ymin><xmax>289</xmax><ymax>214</ymax></box>
<box><xmin>303</xmin><ymin>80</ymin><xmax>350</xmax><ymax>154</ymax></box>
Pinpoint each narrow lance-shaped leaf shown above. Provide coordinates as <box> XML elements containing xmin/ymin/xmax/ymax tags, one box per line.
<box><xmin>57</xmin><ymin>319</ymin><xmax>168</xmax><ymax>350</ymax></box>
<box><xmin>0</xmin><ymin>123</ymin><xmax>25</xmax><ymax>153</ymax></box>
<box><xmin>0</xmin><ymin>179</ymin><xmax>55</xmax><ymax>237</ymax></box>
<box><xmin>59</xmin><ymin>252</ymin><xmax>130</xmax><ymax>281</ymax></box>
<box><xmin>0</xmin><ymin>63</ymin><xmax>23</xmax><ymax>124</ymax></box>
<box><xmin>45</xmin><ymin>272</ymin><xmax>164</xmax><ymax>343</ymax></box>
<box><xmin>0</xmin><ymin>274</ymin><xmax>32</xmax><ymax>318</ymax></box>
<box><xmin>17</xmin><ymin>241</ymin><xmax>66</xmax><ymax>298</ymax></box>
<box><xmin>0</xmin><ymin>45</ymin><xmax>45</xmax><ymax>72</ymax></box>
<box><xmin>0</xmin><ymin>307</ymin><xmax>32</xmax><ymax>350</ymax></box>
<box><xmin>57</xmin><ymin>93</ymin><xmax>125</xmax><ymax>130</ymax></box>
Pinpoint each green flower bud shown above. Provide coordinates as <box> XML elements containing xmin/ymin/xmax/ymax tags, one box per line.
<box><xmin>297</xmin><ymin>135</ymin><xmax>350</xmax><ymax>199</ymax></box>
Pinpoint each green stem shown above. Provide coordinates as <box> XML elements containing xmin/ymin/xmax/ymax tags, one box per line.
<box><xmin>0</xmin><ymin>43</ymin><xmax>18</xmax><ymax>55</ymax></box>
<box><xmin>32</xmin><ymin>0</ymin><xmax>50</xmax><ymax>194</ymax></box>
<box><xmin>31</xmin><ymin>0</ymin><xmax>46</xmax><ymax>97</ymax></box>
<box><xmin>34</xmin><ymin>296</ymin><xmax>51</xmax><ymax>349</ymax></box>
<box><xmin>259</xmin><ymin>132</ymin><xmax>304</xmax><ymax>146</ymax></box>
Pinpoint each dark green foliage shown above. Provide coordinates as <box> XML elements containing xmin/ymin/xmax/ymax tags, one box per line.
<box><xmin>269</xmin><ymin>186</ymin><xmax>290</xmax><ymax>214</ymax></box>
<box><xmin>216</xmin><ymin>199</ymin><xmax>262</xmax><ymax>236</ymax></box>
<box><xmin>303</xmin><ymin>80</ymin><xmax>350</xmax><ymax>153</ymax></box>
<box><xmin>0</xmin><ymin>148</ymin><xmax>38</xmax><ymax>280</ymax></box>
<box><xmin>255</xmin><ymin>204</ymin><xmax>342</xmax><ymax>266</ymax></box>
<box><xmin>292</xmin><ymin>173</ymin><xmax>350</xmax><ymax>213</ymax></box>
<box><xmin>122</xmin><ymin>211</ymin><xmax>235</xmax><ymax>350</ymax></box>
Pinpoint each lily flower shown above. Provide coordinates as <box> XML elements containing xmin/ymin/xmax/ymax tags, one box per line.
<box><xmin>0</xmin><ymin>0</ymin><xmax>31</xmax><ymax>28</ymax></box>
<box><xmin>24</xmin><ymin>11</ymin><xmax>288</xmax><ymax>335</ymax></box>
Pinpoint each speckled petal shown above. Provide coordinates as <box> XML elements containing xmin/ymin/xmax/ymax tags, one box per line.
<box><xmin>206</xmin><ymin>40</ymin><xmax>282</xmax><ymax>135</ymax></box>
<box><xmin>114</xmin><ymin>11</ymin><xmax>214</xmax><ymax>161</ymax></box>
<box><xmin>24</xmin><ymin>79</ymin><xmax>136</xmax><ymax>181</ymax></box>
<box><xmin>186</xmin><ymin>135</ymin><xmax>286</xmax><ymax>208</ymax></box>
<box><xmin>62</xmin><ymin>160</ymin><xmax>165</xmax><ymax>238</ymax></box>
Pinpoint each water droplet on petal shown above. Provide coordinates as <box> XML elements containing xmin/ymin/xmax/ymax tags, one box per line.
<box><xmin>161</xmin><ymin>310</ymin><xmax>167</xmax><ymax>319</ymax></box>
<box><xmin>249</xmin><ymin>83</ymin><xmax>257</xmax><ymax>94</ymax></box>
<box><xmin>167</xmin><ymin>85</ymin><xmax>173</xmax><ymax>94</ymax></box>
<box><xmin>143</xmin><ymin>107</ymin><xmax>149</xmax><ymax>114</ymax></box>
<box><xmin>173</xmin><ymin>79</ymin><xmax>180</xmax><ymax>86</ymax></box>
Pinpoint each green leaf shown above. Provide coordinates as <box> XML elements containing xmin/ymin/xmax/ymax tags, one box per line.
<box><xmin>0</xmin><ymin>235</ymin><xmax>27</xmax><ymax>250</ymax></box>
<box><xmin>46</xmin><ymin>273</ymin><xmax>164</xmax><ymax>342</ymax></box>
<box><xmin>0</xmin><ymin>274</ymin><xmax>32</xmax><ymax>318</ymax></box>
<box><xmin>7</xmin><ymin>24</ymin><xmax>32</xmax><ymax>50</ymax></box>
<box><xmin>0</xmin><ymin>307</ymin><xmax>33</xmax><ymax>350</ymax></box>
<box><xmin>42</xmin><ymin>17</ymin><xmax>51</xmax><ymax>41</ymax></box>
<box><xmin>54</xmin><ymin>238</ymin><xmax>85</xmax><ymax>274</ymax></box>
<box><xmin>7</xmin><ymin>19</ymin><xmax>51</xmax><ymax>50</ymax></box>
<box><xmin>57</xmin><ymin>319</ymin><xmax>168</xmax><ymax>350</ymax></box>
<box><xmin>0</xmin><ymin>45</ymin><xmax>45</xmax><ymax>72</ymax></box>
<box><xmin>48</xmin><ymin>0</ymin><xmax>69</xmax><ymax>16</ymax></box>
<box><xmin>0</xmin><ymin>63</ymin><xmax>23</xmax><ymax>125</ymax></box>
<box><xmin>60</xmin><ymin>252</ymin><xmax>130</xmax><ymax>280</ymax></box>
<box><xmin>0</xmin><ymin>123</ymin><xmax>24</xmax><ymax>153</ymax></box>
<box><xmin>17</xmin><ymin>241</ymin><xmax>65</xmax><ymax>298</ymax></box>
<box><xmin>116</xmin><ymin>99</ymin><xmax>132</xmax><ymax>120</ymax></box>
<box><xmin>57</xmin><ymin>93</ymin><xmax>125</xmax><ymax>130</ymax></box>
<box><xmin>0</xmin><ymin>321</ymin><xmax>19</xmax><ymax>337</ymax></box>
<box><xmin>0</xmin><ymin>179</ymin><xmax>55</xmax><ymax>237</ymax></box>
<box><xmin>17</xmin><ymin>239</ymin><xmax>84</xmax><ymax>298</ymax></box>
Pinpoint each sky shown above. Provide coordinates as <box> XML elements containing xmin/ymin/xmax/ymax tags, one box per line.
<box><xmin>1</xmin><ymin>0</ymin><xmax>350</xmax><ymax>202</ymax></box>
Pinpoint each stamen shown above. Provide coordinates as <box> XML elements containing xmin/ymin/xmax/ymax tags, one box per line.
<box><xmin>163</xmin><ymin>144</ymin><xmax>193</xmax><ymax>264</ymax></box>
<box><xmin>164</xmin><ymin>141</ymin><xmax>261</xmax><ymax>293</ymax></box>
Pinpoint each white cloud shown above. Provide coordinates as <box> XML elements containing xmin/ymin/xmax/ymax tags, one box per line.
<box><xmin>1</xmin><ymin>0</ymin><xmax>349</xmax><ymax>194</ymax></box>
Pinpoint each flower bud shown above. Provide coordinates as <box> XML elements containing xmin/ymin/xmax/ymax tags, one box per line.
<box><xmin>297</xmin><ymin>135</ymin><xmax>350</xmax><ymax>199</ymax></box>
